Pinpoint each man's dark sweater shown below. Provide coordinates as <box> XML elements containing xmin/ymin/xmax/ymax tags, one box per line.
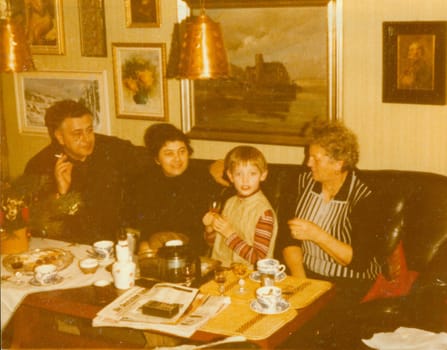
<box><xmin>25</xmin><ymin>134</ymin><xmax>149</xmax><ymax>244</ymax></box>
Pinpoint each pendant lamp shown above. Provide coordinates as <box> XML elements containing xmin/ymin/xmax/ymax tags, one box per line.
<box><xmin>0</xmin><ymin>1</ymin><xmax>35</xmax><ymax>73</ymax></box>
<box><xmin>177</xmin><ymin>2</ymin><xmax>229</xmax><ymax>80</ymax></box>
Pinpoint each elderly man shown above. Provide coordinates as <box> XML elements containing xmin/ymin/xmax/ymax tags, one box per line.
<box><xmin>24</xmin><ymin>99</ymin><xmax>149</xmax><ymax>244</ymax></box>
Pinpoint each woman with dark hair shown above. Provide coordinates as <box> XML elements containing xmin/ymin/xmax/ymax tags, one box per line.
<box><xmin>133</xmin><ymin>123</ymin><xmax>220</xmax><ymax>254</ymax></box>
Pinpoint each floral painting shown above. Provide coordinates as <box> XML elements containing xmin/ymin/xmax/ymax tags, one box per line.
<box><xmin>112</xmin><ymin>43</ymin><xmax>168</xmax><ymax>120</ymax></box>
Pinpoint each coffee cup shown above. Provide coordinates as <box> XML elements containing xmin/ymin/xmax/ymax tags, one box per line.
<box><xmin>93</xmin><ymin>240</ymin><xmax>114</xmax><ymax>260</ymax></box>
<box><xmin>34</xmin><ymin>264</ymin><xmax>58</xmax><ymax>285</ymax></box>
<box><xmin>256</xmin><ymin>258</ymin><xmax>285</xmax><ymax>285</ymax></box>
<box><xmin>256</xmin><ymin>286</ymin><xmax>282</xmax><ymax>312</ymax></box>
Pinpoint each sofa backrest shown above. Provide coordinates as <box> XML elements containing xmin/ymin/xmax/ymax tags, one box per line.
<box><xmin>360</xmin><ymin>170</ymin><xmax>447</xmax><ymax>273</ymax></box>
<box><xmin>195</xmin><ymin>158</ymin><xmax>447</xmax><ymax>275</ymax></box>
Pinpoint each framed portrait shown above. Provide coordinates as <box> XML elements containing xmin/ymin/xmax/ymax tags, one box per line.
<box><xmin>78</xmin><ymin>0</ymin><xmax>107</xmax><ymax>57</ymax></box>
<box><xmin>179</xmin><ymin>0</ymin><xmax>341</xmax><ymax>146</ymax></box>
<box><xmin>112</xmin><ymin>43</ymin><xmax>168</xmax><ymax>121</ymax></box>
<box><xmin>14</xmin><ymin>71</ymin><xmax>110</xmax><ymax>134</ymax></box>
<box><xmin>125</xmin><ymin>0</ymin><xmax>161</xmax><ymax>28</ymax></box>
<box><xmin>14</xmin><ymin>0</ymin><xmax>66</xmax><ymax>55</ymax></box>
<box><xmin>383</xmin><ymin>21</ymin><xmax>446</xmax><ymax>105</ymax></box>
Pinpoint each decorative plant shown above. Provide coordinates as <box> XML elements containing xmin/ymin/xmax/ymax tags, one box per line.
<box><xmin>0</xmin><ymin>174</ymin><xmax>82</xmax><ymax>238</ymax></box>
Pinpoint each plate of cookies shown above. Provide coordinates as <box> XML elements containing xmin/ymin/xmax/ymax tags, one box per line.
<box><xmin>2</xmin><ymin>248</ymin><xmax>74</xmax><ymax>275</ymax></box>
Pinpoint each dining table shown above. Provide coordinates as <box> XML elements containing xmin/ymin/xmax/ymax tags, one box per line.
<box><xmin>1</xmin><ymin>237</ymin><xmax>114</xmax><ymax>330</ymax></box>
<box><xmin>1</xmin><ymin>237</ymin><xmax>336</xmax><ymax>349</ymax></box>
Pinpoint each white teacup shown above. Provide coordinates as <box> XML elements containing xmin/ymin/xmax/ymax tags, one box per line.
<box><xmin>257</xmin><ymin>258</ymin><xmax>285</xmax><ymax>285</ymax></box>
<box><xmin>34</xmin><ymin>264</ymin><xmax>58</xmax><ymax>284</ymax></box>
<box><xmin>93</xmin><ymin>240</ymin><xmax>114</xmax><ymax>260</ymax></box>
<box><xmin>256</xmin><ymin>286</ymin><xmax>282</xmax><ymax>312</ymax></box>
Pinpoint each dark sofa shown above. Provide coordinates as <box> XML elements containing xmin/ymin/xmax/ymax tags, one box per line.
<box><xmin>200</xmin><ymin>158</ymin><xmax>447</xmax><ymax>345</ymax></box>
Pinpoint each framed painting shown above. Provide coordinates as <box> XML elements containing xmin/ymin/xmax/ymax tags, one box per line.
<box><xmin>179</xmin><ymin>0</ymin><xmax>341</xmax><ymax>146</ymax></box>
<box><xmin>125</xmin><ymin>0</ymin><xmax>161</xmax><ymax>28</ymax></box>
<box><xmin>14</xmin><ymin>71</ymin><xmax>110</xmax><ymax>134</ymax></box>
<box><xmin>14</xmin><ymin>0</ymin><xmax>66</xmax><ymax>55</ymax></box>
<box><xmin>78</xmin><ymin>0</ymin><xmax>107</xmax><ymax>57</ymax></box>
<box><xmin>383</xmin><ymin>21</ymin><xmax>446</xmax><ymax>105</ymax></box>
<box><xmin>112</xmin><ymin>43</ymin><xmax>168</xmax><ymax>121</ymax></box>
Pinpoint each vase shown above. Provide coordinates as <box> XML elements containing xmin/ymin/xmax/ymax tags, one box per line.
<box><xmin>1</xmin><ymin>227</ymin><xmax>30</xmax><ymax>255</ymax></box>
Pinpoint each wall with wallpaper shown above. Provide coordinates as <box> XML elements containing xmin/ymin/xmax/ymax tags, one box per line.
<box><xmin>1</xmin><ymin>0</ymin><xmax>446</xmax><ymax>178</ymax></box>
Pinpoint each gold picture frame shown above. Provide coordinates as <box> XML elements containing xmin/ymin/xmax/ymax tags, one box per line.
<box><xmin>19</xmin><ymin>0</ymin><xmax>66</xmax><ymax>55</ymax></box>
<box><xmin>180</xmin><ymin>0</ymin><xmax>341</xmax><ymax>146</ymax></box>
<box><xmin>78</xmin><ymin>0</ymin><xmax>107</xmax><ymax>57</ymax></box>
<box><xmin>112</xmin><ymin>43</ymin><xmax>168</xmax><ymax>121</ymax></box>
<box><xmin>125</xmin><ymin>0</ymin><xmax>161</xmax><ymax>28</ymax></box>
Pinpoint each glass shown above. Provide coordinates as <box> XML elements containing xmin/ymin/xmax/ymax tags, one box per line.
<box><xmin>214</xmin><ymin>266</ymin><xmax>226</xmax><ymax>295</ymax></box>
<box><xmin>209</xmin><ymin>198</ymin><xmax>222</xmax><ymax>214</ymax></box>
<box><xmin>183</xmin><ymin>262</ymin><xmax>195</xmax><ymax>287</ymax></box>
<box><xmin>231</xmin><ymin>262</ymin><xmax>248</xmax><ymax>294</ymax></box>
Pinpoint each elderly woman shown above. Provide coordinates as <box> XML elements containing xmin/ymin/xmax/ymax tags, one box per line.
<box><xmin>281</xmin><ymin>121</ymin><xmax>382</xmax><ymax>297</ymax></box>
<box><xmin>278</xmin><ymin>121</ymin><xmax>384</xmax><ymax>349</ymax></box>
<box><xmin>133</xmin><ymin>123</ymin><xmax>220</xmax><ymax>255</ymax></box>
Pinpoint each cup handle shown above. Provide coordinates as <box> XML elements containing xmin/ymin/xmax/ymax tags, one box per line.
<box><xmin>277</xmin><ymin>264</ymin><xmax>286</xmax><ymax>274</ymax></box>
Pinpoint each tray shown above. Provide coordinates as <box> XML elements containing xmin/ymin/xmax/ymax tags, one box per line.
<box><xmin>2</xmin><ymin>248</ymin><xmax>74</xmax><ymax>275</ymax></box>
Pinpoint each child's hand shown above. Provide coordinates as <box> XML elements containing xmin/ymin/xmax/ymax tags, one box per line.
<box><xmin>212</xmin><ymin>216</ymin><xmax>235</xmax><ymax>239</ymax></box>
<box><xmin>202</xmin><ymin>211</ymin><xmax>215</xmax><ymax>226</ymax></box>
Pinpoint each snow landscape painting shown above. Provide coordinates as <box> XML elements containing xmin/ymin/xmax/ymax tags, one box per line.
<box><xmin>15</xmin><ymin>71</ymin><xmax>110</xmax><ymax>134</ymax></box>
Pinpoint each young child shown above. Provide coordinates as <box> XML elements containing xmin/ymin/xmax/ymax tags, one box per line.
<box><xmin>203</xmin><ymin>146</ymin><xmax>278</xmax><ymax>268</ymax></box>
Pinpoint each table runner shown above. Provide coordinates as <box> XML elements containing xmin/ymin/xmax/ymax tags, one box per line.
<box><xmin>198</xmin><ymin>271</ymin><xmax>332</xmax><ymax>340</ymax></box>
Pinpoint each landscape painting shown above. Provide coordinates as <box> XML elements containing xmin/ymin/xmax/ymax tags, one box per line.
<box><xmin>181</xmin><ymin>0</ymin><xmax>340</xmax><ymax>146</ymax></box>
<box><xmin>15</xmin><ymin>71</ymin><xmax>110</xmax><ymax>134</ymax></box>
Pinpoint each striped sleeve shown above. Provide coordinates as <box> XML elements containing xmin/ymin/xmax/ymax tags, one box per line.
<box><xmin>225</xmin><ymin>209</ymin><xmax>275</xmax><ymax>264</ymax></box>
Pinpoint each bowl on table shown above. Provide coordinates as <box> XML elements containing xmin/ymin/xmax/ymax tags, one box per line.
<box><xmin>79</xmin><ymin>258</ymin><xmax>99</xmax><ymax>274</ymax></box>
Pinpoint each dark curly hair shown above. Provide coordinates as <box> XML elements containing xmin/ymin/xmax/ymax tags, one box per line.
<box><xmin>144</xmin><ymin>123</ymin><xmax>193</xmax><ymax>160</ymax></box>
<box><xmin>45</xmin><ymin>100</ymin><xmax>92</xmax><ymax>142</ymax></box>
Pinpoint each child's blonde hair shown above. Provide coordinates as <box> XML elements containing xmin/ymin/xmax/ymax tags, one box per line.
<box><xmin>224</xmin><ymin>145</ymin><xmax>268</xmax><ymax>174</ymax></box>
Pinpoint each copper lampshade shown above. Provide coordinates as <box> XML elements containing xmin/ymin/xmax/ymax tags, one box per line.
<box><xmin>178</xmin><ymin>13</ymin><xmax>229</xmax><ymax>79</ymax></box>
<box><xmin>0</xmin><ymin>16</ymin><xmax>35</xmax><ymax>73</ymax></box>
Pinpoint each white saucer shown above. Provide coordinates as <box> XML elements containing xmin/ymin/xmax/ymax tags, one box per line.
<box><xmin>250</xmin><ymin>299</ymin><xmax>290</xmax><ymax>315</ymax></box>
<box><xmin>98</xmin><ymin>257</ymin><xmax>114</xmax><ymax>267</ymax></box>
<box><xmin>249</xmin><ymin>271</ymin><xmax>286</xmax><ymax>283</ymax></box>
<box><xmin>29</xmin><ymin>275</ymin><xmax>64</xmax><ymax>287</ymax></box>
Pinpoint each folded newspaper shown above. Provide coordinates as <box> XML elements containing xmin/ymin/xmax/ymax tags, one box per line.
<box><xmin>92</xmin><ymin>283</ymin><xmax>230</xmax><ymax>338</ymax></box>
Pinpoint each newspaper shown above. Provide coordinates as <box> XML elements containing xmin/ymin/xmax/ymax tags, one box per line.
<box><xmin>92</xmin><ymin>283</ymin><xmax>230</xmax><ymax>338</ymax></box>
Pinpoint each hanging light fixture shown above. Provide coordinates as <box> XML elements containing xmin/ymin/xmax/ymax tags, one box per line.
<box><xmin>0</xmin><ymin>1</ymin><xmax>35</xmax><ymax>73</ymax></box>
<box><xmin>177</xmin><ymin>0</ymin><xmax>229</xmax><ymax>79</ymax></box>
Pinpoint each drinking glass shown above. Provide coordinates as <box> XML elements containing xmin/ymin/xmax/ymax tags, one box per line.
<box><xmin>183</xmin><ymin>262</ymin><xmax>195</xmax><ymax>287</ymax></box>
<box><xmin>214</xmin><ymin>266</ymin><xmax>226</xmax><ymax>295</ymax></box>
<box><xmin>209</xmin><ymin>198</ymin><xmax>222</xmax><ymax>214</ymax></box>
<box><xmin>231</xmin><ymin>262</ymin><xmax>248</xmax><ymax>294</ymax></box>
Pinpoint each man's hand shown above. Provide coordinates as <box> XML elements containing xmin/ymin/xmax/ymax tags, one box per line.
<box><xmin>54</xmin><ymin>154</ymin><xmax>73</xmax><ymax>195</ymax></box>
<box><xmin>209</xmin><ymin>159</ymin><xmax>230</xmax><ymax>187</ymax></box>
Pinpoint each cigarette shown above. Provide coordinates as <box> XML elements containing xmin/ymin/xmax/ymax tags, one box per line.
<box><xmin>54</xmin><ymin>153</ymin><xmax>63</xmax><ymax>158</ymax></box>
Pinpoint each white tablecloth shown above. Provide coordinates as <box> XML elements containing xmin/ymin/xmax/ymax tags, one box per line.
<box><xmin>1</xmin><ymin>238</ymin><xmax>114</xmax><ymax>329</ymax></box>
